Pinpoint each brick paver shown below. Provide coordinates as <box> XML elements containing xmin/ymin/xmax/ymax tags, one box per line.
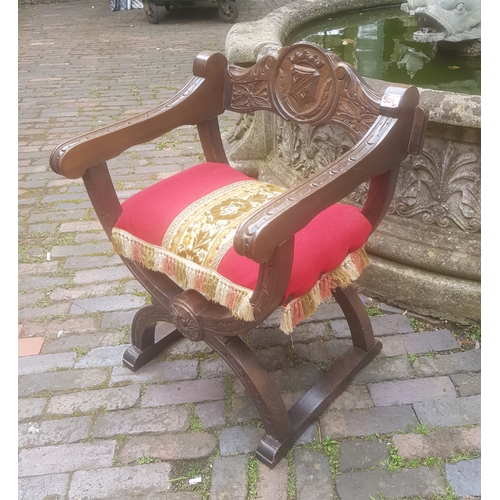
<box><xmin>336</xmin><ymin>466</ymin><xmax>447</xmax><ymax>500</ymax></box>
<box><xmin>369</xmin><ymin>376</ymin><xmax>457</xmax><ymax>406</ymax></box>
<box><xmin>403</xmin><ymin>329</ymin><xmax>460</xmax><ymax>353</ymax></box>
<box><xmin>413</xmin><ymin>349</ymin><xmax>481</xmax><ymax>376</ymax></box>
<box><xmin>210</xmin><ymin>456</ymin><xmax>248</xmax><ymax>500</ymax></box>
<box><xmin>46</xmin><ymin>385</ymin><xmax>141</xmax><ymax>415</ymax></box>
<box><xmin>256</xmin><ymin>459</ymin><xmax>289</xmax><ymax>500</ymax></box>
<box><xmin>392</xmin><ymin>426</ymin><xmax>481</xmax><ymax>460</ymax></box>
<box><xmin>220</xmin><ymin>425</ymin><xmax>265</xmax><ymax>456</ymax></box>
<box><xmin>110</xmin><ymin>357</ymin><xmax>199</xmax><ymax>384</ymax></box>
<box><xmin>141</xmin><ymin>377</ymin><xmax>226</xmax><ymax>406</ymax></box>
<box><xmin>18</xmin><ymin>397</ymin><xmax>47</xmax><ymax>421</ymax></box>
<box><xmin>320</xmin><ymin>406</ymin><xmax>418</xmax><ymax>438</ymax></box>
<box><xmin>339</xmin><ymin>439</ymin><xmax>390</xmax><ymax>471</ymax></box>
<box><xmin>68</xmin><ymin>463</ymin><xmax>174</xmax><ymax>500</ymax></box>
<box><xmin>17</xmin><ymin>1</ymin><xmax>481</xmax><ymax>498</ymax></box>
<box><xmin>295</xmin><ymin>449</ymin><xmax>335</xmax><ymax>500</ymax></box>
<box><xmin>18</xmin><ymin>416</ymin><xmax>93</xmax><ymax>448</ymax></box>
<box><xmin>92</xmin><ymin>406</ymin><xmax>191</xmax><ymax>438</ymax></box>
<box><xmin>74</xmin><ymin>345</ymin><xmax>129</xmax><ymax>368</ymax></box>
<box><xmin>413</xmin><ymin>394</ymin><xmax>481</xmax><ymax>428</ymax></box>
<box><xmin>352</xmin><ymin>356</ymin><xmax>413</xmax><ymax>384</ymax></box>
<box><xmin>18</xmin><ymin>367</ymin><xmax>110</xmax><ymax>397</ymax></box>
<box><xmin>19</xmin><ymin>474</ymin><xmax>70</xmax><ymax>500</ymax></box>
<box><xmin>117</xmin><ymin>432</ymin><xmax>218</xmax><ymax>463</ymax></box>
<box><xmin>18</xmin><ymin>441</ymin><xmax>116</xmax><ymax>477</ymax></box>
<box><xmin>445</xmin><ymin>458</ymin><xmax>481</xmax><ymax>497</ymax></box>
<box><xmin>18</xmin><ymin>337</ymin><xmax>45</xmax><ymax>357</ymax></box>
<box><xmin>195</xmin><ymin>400</ymin><xmax>226</xmax><ymax>428</ymax></box>
<box><xmin>450</xmin><ymin>372</ymin><xmax>481</xmax><ymax>397</ymax></box>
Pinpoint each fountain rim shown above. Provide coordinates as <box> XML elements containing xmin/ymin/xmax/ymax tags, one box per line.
<box><xmin>225</xmin><ymin>0</ymin><xmax>481</xmax><ymax>129</ymax></box>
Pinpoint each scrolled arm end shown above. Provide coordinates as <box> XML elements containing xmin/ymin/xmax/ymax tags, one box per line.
<box><xmin>233</xmin><ymin>208</ymin><xmax>277</xmax><ymax>263</ymax></box>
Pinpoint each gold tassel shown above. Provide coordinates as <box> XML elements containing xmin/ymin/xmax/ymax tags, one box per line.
<box><xmin>111</xmin><ymin>229</ymin><xmax>369</xmax><ymax>335</ymax></box>
<box><xmin>280</xmin><ymin>308</ymin><xmax>294</xmax><ymax>335</ymax></box>
<box><xmin>234</xmin><ymin>293</ymin><xmax>255</xmax><ymax>322</ymax></box>
<box><xmin>279</xmin><ymin>247</ymin><xmax>370</xmax><ymax>334</ymax></box>
<box><xmin>111</xmin><ymin>228</ymin><xmax>255</xmax><ymax>322</ymax></box>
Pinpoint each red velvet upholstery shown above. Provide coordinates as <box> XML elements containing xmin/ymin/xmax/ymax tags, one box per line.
<box><xmin>112</xmin><ymin>162</ymin><xmax>372</xmax><ymax>332</ymax></box>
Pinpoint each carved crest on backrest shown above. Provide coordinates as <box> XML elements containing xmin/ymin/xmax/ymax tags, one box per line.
<box><xmin>227</xmin><ymin>43</ymin><xmax>381</xmax><ymax>136</ymax></box>
<box><xmin>272</xmin><ymin>47</ymin><xmax>335</xmax><ymax>124</ymax></box>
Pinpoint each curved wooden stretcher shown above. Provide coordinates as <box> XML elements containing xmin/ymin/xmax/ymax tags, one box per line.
<box><xmin>50</xmin><ymin>43</ymin><xmax>427</xmax><ymax>468</ymax></box>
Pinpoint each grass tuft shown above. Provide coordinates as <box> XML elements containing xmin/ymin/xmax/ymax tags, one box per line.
<box><xmin>247</xmin><ymin>457</ymin><xmax>259</xmax><ymax>500</ymax></box>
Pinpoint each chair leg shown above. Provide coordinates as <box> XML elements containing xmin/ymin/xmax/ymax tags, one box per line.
<box><xmin>123</xmin><ymin>304</ymin><xmax>183</xmax><ymax>372</ymax></box>
<box><xmin>167</xmin><ymin>290</ymin><xmax>295</xmax><ymax>453</ymax></box>
<box><xmin>332</xmin><ymin>285</ymin><xmax>379</xmax><ymax>351</ymax></box>
<box><xmin>256</xmin><ymin>285</ymin><xmax>382</xmax><ymax>468</ymax></box>
<box><xmin>204</xmin><ymin>332</ymin><xmax>293</xmax><ymax>443</ymax></box>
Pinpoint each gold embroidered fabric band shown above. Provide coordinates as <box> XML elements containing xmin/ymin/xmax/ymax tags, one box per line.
<box><xmin>162</xmin><ymin>180</ymin><xmax>286</xmax><ymax>270</ymax></box>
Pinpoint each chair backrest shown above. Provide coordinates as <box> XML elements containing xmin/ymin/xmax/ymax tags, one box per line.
<box><xmin>225</xmin><ymin>43</ymin><xmax>381</xmax><ymax>140</ymax></box>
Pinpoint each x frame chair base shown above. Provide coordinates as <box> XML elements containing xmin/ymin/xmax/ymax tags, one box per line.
<box><xmin>121</xmin><ymin>283</ymin><xmax>381</xmax><ymax>469</ymax></box>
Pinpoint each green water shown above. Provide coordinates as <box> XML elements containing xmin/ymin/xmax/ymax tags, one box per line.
<box><xmin>288</xmin><ymin>6</ymin><xmax>480</xmax><ymax>95</ymax></box>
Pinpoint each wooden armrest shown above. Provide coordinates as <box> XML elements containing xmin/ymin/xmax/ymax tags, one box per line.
<box><xmin>234</xmin><ymin>85</ymin><xmax>423</xmax><ymax>263</ymax></box>
<box><xmin>50</xmin><ymin>51</ymin><xmax>227</xmax><ymax>179</ymax></box>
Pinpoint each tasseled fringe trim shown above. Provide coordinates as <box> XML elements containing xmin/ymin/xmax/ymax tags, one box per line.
<box><xmin>111</xmin><ymin>228</ymin><xmax>255</xmax><ymax>322</ymax></box>
<box><xmin>279</xmin><ymin>247</ymin><xmax>370</xmax><ymax>334</ymax></box>
<box><xmin>111</xmin><ymin>228</ymin><xmax>369</xmax><ymax>334</ymax></box>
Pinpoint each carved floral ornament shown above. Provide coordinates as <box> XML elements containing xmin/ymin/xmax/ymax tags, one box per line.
<box><xmin>393</xmin><ymin>139</ymin><xmax>480</xmax><ymax>232</ymax></box>
<box><xmin>347</xmin><ymin>139</ymin><xmax>480</xmax><ymax>232</ymax></box>
<box><xmin>170</xmin><ymin>301</ymin><xmax>205</xmax><ymax>342</ymax></box>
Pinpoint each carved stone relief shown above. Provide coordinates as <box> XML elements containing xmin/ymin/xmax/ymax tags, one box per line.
<box><xmin>265</xmin><ymin>115</ymin><xmax>357</xmax><ymax>186</ymax></box>
<box><xmin>226</xmin><ymin>114</ymin><xmax>255</xmax><ymax>144</ymax></box>
<box><xmin>401</xmin><ymin>0</ymin><xmax>481</xmax><ymax>44</ymax></box>
<box><xmin>393</xmin><ymin>138</ymin><xmax>480</xmax><ymax>232</ymax></box>
<box><xmin>227</xmin><ymin>108</ymin><xmax>480</xmax><ymax>235</ymax></box>
<box><xmin>346</xmin><ymin>135</ymin><xmax>481</xmax><ymax>233</ymax></box>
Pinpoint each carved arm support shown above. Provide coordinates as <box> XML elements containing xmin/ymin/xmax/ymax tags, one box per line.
<box><xmin>234</xmin><ymin>85</ymin><xmax>426</xmax><ymax>264</ymax></box>
<box><xmin>49</xmin><ymin>51</ymin><xmax>227</xmax><ymax>179</ymax></box>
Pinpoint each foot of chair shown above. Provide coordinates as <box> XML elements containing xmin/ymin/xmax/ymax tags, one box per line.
<box><xmin>122</xmin><ymin>305</ymin><xmax>182</xmax><ymax>372</ymax></box>
<box><xmin>123</xmin><ymin>328</ymin><xmax>183</xmax><ymax>371</ymax></box>
<box><xmin>255</xmin><ymin>340</ymin><xmax>382</xmax><ymax>468</ymax></box>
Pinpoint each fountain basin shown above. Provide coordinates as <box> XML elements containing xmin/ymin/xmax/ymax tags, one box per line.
<box><xmin>224</xmin><ymin>0</ymin><xmax>480</xmax><ymax>324</ymax></box>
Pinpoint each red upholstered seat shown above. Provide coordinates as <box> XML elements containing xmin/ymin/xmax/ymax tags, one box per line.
<box><xmin>112</xmin><ymin>162</ymin><xmax>372</xmax><ymax>332</ymax></box>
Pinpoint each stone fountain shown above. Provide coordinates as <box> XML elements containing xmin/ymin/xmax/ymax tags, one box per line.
<box><xmin>223</xmin><ymin>0</ymin><xmax>481</xmax><ymax>324</ymax></box>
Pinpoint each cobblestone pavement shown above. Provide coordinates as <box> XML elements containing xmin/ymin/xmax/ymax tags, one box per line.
<box><xmin>18</xmin><ymin>1</ymin><xmax>481</xmax><ymax>499</ymax></box>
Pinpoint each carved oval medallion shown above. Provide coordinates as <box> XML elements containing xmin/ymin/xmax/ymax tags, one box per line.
<box><xmin>270</xmin><ymin>44</ymin><xmax>338</xmax><ymax>124</ymax></box>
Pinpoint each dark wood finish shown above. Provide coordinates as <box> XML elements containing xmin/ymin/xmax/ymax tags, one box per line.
<box><xmin>122</xmin><ymin>303</ymin><xmax>184</xmax><ymax>372</ymax></box>
<box><xmin>257</xmin><ymin>339</ymin><xmax>382</xmax><ymax>467</ymax></box>
<box><xmin>49</xmin><ymin>43</ymin><xmax>427</xmax><ymax>469</ymax></box>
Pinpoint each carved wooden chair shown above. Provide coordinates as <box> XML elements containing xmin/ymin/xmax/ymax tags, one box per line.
<box><xmin>50</xmin><ymin>43</ymin><xmax>427</xmax><ymax>468</ymax></box>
